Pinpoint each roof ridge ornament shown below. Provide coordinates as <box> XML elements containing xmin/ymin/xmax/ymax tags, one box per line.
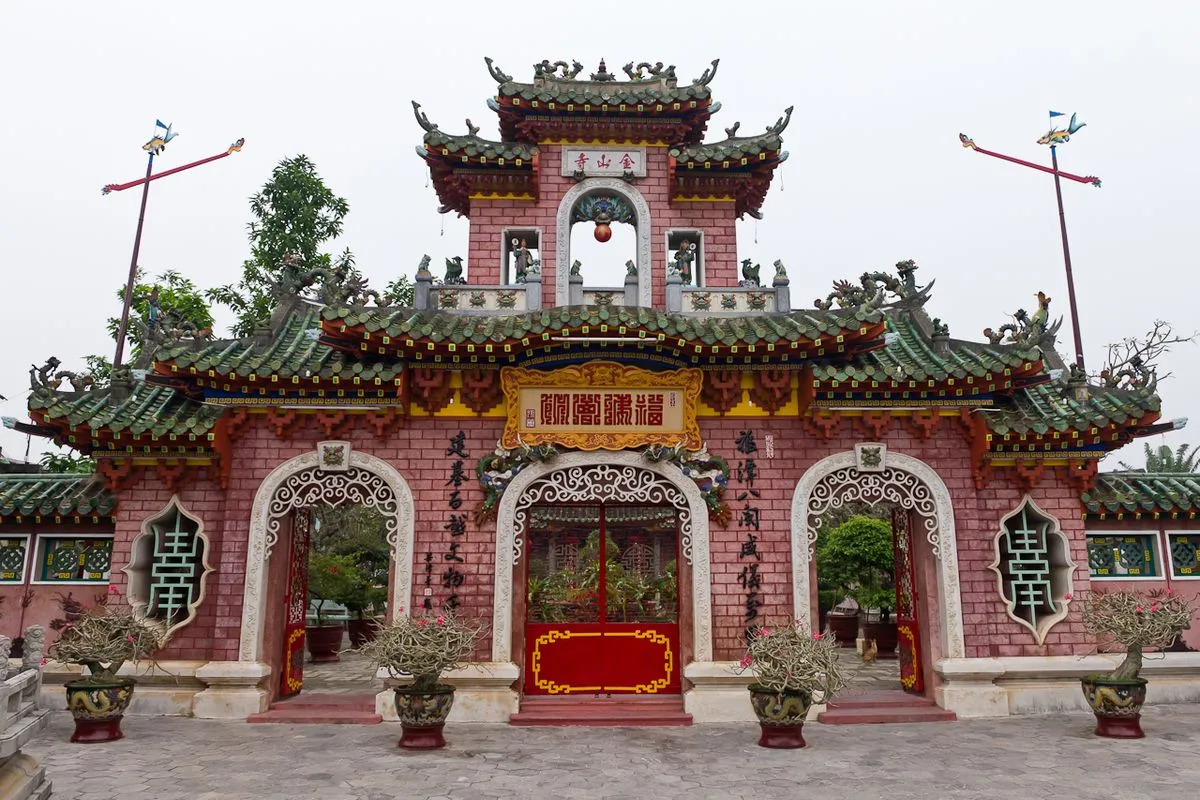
<box><xmin>534</xmin><ymin>59</ymin><xmax>585</xmax><ymax>81</ymax></box>
<box><xmin>411</xmin><ymin>101</ymin><xmax>437</xmax><ymax>133</ymax></box>
<box><xmin>767</xmin><ymin>106</ymin><xmax>794</xmax><ymax>135</ymax></box>
<box><xmin>814</xmin><ymin>259</ymin><xmax>934</xmax><ymax>311</ymax></box>
<box><xmin>622</xmin><ymin>61</ymin><xmax>677</xmax><ymax>84</ymax></box>
<box><xmin>484</xmin><ymin>56</ymin><xmax>513</xmax><ymax>85</ymax></box>
<box><xmin>589</xmin><ymin>58</ymin><xmax>615</xmax><ymax>82</ymax></box>
<box><xmin>982</xmin><ymin>291</ymin><xmax>1063</xmax><ymax>349</ymax></box>
<box><xmin>693</xmin><ymin>59</ymin><xmax>720</xmax><ymax>87</ymax></box>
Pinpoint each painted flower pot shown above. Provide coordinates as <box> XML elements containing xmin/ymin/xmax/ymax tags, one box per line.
<box><xmin>825</xmin><ymin>613</ymin><xmax>859</xmax><ymax>647</ymax></box>
<box><xmin>347</xmin><ymin>618</ymin><xmax>380</xmax><ymax>649</ymax></box>
<box><xmin>65</xmin><ymin>678</ymin><xmax>135</xmax><ymax>744</ymax></box>
<box><xmin>305</xmin><ymin>624</ymin><xmax>344</xmax><ymax>663</ymax></box>
<box><xmin>394</xmin><ymin>685</ymin><xmax>456</xmax><ymax>749</ymax></box>
<box><xmin>1081</xmin><ymin>676</ymin><xmax>1148</xmax><ymax>738</ymax></box>
<box><xmin>862</xmin><ymin>620</ymin><xmax>899</xmax><ymax>659</ymax></box>
<box><xmin>748</xmin><ymin>685</ymin><xmax>811</xmax><ymax>749</ymax></box>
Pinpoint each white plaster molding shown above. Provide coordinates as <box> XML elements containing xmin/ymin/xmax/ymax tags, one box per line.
<box><xmin>555</xmin><ymin>178</ymin><xmax>653</xmax><ymax>307</ymax></box>
<box><xmin>987</xmin><ymin>495</ymin><xmax>1076</xmax><ymax>645</ymax></box>
<box><xmin>492</xmin><ymin>451</ymin><xmax>712</xmax><ymax>664</ymax></box>
<box><xmin>791</xmin><ymin>450</ymin><xmax>966</xmax><ymax>660</ymax></box>
<box><xmin>239</xmin><ymin>450</ymin><xmax>415</xmax><ymax>662</ymax></box>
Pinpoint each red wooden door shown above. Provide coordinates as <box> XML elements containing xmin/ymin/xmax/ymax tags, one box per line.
<box><xmin>280</xmin><ymin>508</ymin><xmax>313</xmax><ymax>698</ymax></box>
<box><xmin>892</xmin><ymin>507</ymin><xmax>924</xmax><ymax>694</ymax></box>
<box><xmin>524</xmin><ymin>504</ymin><xmax>680</xmax><ymax>696</ymax></box>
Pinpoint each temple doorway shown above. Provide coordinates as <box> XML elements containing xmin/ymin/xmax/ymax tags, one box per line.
<box><xmin>522</xmin><ymin>503</ymin><xmax>681</xmax><ymax>696</ymax></box>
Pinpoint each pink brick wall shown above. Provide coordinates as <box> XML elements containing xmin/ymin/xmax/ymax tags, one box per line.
<box><xmin>466</xmin><ymin>147</ymin><xmax>740</xmax><ymax>307</ymax></box>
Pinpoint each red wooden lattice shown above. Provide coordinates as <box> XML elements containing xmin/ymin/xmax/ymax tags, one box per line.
<box><xmin>892</xmin><ymin>507</ymin><xmax>924</xmax><ymax>695</ymax></box>
<box><xmin>280</xmin><ymin>509</ymin><xmax>312</xmax><ymax>698</ymax></box>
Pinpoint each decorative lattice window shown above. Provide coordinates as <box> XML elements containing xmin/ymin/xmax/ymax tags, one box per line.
<box><xmin>125</xmin><ymin>497</ymin><xmax>212</xmax><ymax>631</ymax></box>
<box><xmin>0</xmin><ymin>535</ymin><xmax>30</xmax><ymax>584</ymax></box>
<box><xmin>1087</xmin><ymin>534</ymin><xmax>1160</xmax><ymax>579</ymax></box>
<box><xmin>988</xmin><ymin>497</ymin><xmax>1074</xmax><ymax>644</ymax></box>
<box><xmin>1167</xmin><ymin>533</ymin><xmax>1200</xmax><ymax>578</ymax></box>
<box><xmin>34</xmin><ymin>536</ymin><xmax>113</xmax><ymax>583</ymax></box>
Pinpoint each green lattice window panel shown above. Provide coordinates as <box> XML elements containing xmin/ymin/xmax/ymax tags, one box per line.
<box><xmin>989</xmin><ymin>497</ymin><xmax>1073</xmax><ymax>644</ymax></box>
<box><xmin>128</xmin><ymin>497</ymin><xmax>211</xmax><ymax>631</ymax></box>
<box><xmin>0</xmin><ymin>536</ymin><xmax>30</xmax><ymax>583</ymax></box>
<box><xmin>36</xmin><ymin>536</ymin><xmax>112</xmax><ymax>583</ymax></box>
<box><xmin>1167</xmin><ymin>533</ymin><xmax>1200</xmax><ymax>578</ymax></box>
<box><xmin>1087</xmin><ymin>534</ymin><xmax>1159</xmax><ymax>578</ymax></box>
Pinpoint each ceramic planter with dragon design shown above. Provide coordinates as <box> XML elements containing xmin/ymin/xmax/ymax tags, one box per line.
<box><xmin>393</xmin><ymin>685</ymin><xmax>456</xmax><ymax>749</ymax></box>
<box><xmin>748</xmin><ymin>686</ymin><xmax>811</xmax><ymax>748</ymax></box>
<box><xmin>1081</xmin><ymin>676</ymin><xmax>1148</xmax><ymax>738</ymax></box>
<box><xmin>65</xmin><ymin>678</ymin><xmax>136</xmax><ymax>743</ymax></box>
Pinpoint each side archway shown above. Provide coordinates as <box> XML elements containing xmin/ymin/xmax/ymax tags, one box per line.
<box><xmin>493</xmin><ymin>451</ymin><xmax>712</xmax><ymax>663</ymax></box>
<box><xmin>790</xmin><ymin>449</ymin><xmax>966</xmax><ymax>660</ymax></box>
<box><xmin>555</xmin><ymin>178</ymin><xmax>653</xmax><ymax>307</ymax></box>
<box><xmin>239</xmin><ymin>448</ymin><xmax>415</xmax><ymax>663</ymax></box>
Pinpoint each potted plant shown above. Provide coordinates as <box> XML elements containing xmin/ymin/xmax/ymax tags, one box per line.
<box><xmin>358</xmin><ymin>610</ymin><xmax>487</xmax><ymax>749</ymax></box>
<box><xmin>1075</xmin><ymin>587</ymin><xmax>1195</xmax><ymax>738</ymax></box>
<box><xmin>343</xmin><ymin>551</ymin><xmax>388</xmax><ymax>648</ymax></box>
<box><xmin>734</xmin><ymin>622</ymin><xmax>847</xmax><ymax>748</ymax></box>
<box><xmin>306</xmin><ymin>552</ymin><xmax>359</xmax><ymax>662</ymax></box>
<box><xmin>815</xmin><ymin>516</ymin><xmax>896</xmax><ymax>656</ymax></box>
<box><xmin>47</xmin><ymin>605</ymin><xmax>166</xmax><ymax>743</ymax></box>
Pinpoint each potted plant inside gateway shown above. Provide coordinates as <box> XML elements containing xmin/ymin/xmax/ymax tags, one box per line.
<box><xmin>306</xmin><ymin>552</ymin><xmax>359</xmax><ymax>662</ymax></box>
<box><xmin>358</xmin><ymin>610</ymin><xmax>487</xmax><ymax>749</ymax></box>
<box><xmin>1075</xmin><ymin>587</ymin><xmax>1195</xmax><ymax>738</ymax></box>
<box><xmin>734</xmin><ymin>622</ymin><xmax>847</xmax><ymax>748</ymax></box>
<box><xmin>48</xmin><ymin>605</ymin><xmax>166</xmax><ymax>743</ymax></box>
<box><xmin>816</xmin><ymin>516</ymin><xmax>898</xmax><ymax>657</ymax></box>
<box><xmin>342</xmin><ymin>550</ymin><xmax>388</xmax><ymax>648</ymax></box>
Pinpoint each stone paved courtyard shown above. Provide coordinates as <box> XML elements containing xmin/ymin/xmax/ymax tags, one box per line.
<box><xmin>26</xmin><ymin>704</ymin><xmax>1200</xmax><ymax>800</ymax></box>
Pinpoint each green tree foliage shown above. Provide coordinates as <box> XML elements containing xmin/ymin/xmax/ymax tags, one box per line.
<box><xmin>39</xmin><ymin>450</ymin><xmax>96</xmax><ymax>474</ymax></box>
<box><xmin>815</xmin><ymin>515</ymin><xmax>895</xmax><ymax>620</ymax></box>
<box><xmin>383</xmin><ymin>274</ymin><xmax>414</xmax><ymax>307</ymax></box>
<box><xmin>1120</xmin><ymin>442</ymin><xmax>1200</xmax><ymax>473</ymax></box>
<box><xmin>208</xmin><ymin>155</ymin><xmax>351</xmax><ymax>336</ymax></box>
<box><xmin>107</xmin><ymin>269</ymin><xmax>215</xmax><ymax>354</ymax></box>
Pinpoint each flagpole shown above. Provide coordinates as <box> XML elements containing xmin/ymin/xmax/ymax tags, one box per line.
<box><xmin>113</xmin><ymin>152</ymin><xmax>155</xmax><ymax>368</ymax></box>
<box><xmin>1050</xmin><ymin>143</ymin><xmax>1085</xmax><ymax>371</ymax></box>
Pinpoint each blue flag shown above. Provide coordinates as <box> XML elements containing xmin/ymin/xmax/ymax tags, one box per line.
<box><xmin>155</xmin><ymin>119</ymin><xmax>169</xmax><ymax>129</ymax></box>
<box><xmin>1049</xmin><ymin>111</ymin><xmax>1065</xmax><ymax>118</ymax></box>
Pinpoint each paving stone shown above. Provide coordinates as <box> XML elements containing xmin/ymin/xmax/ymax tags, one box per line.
<box><xmin>24</xmin><ymin>705</ymin><xmax>1200</xmax><ymax>799</ymax></box>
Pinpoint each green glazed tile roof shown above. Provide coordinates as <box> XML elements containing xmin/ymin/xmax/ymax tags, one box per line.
<box><xmin>984</xmin><ymin>381</ymin><xmax>1160</xmax><ymax>437</ymax></box>
<box><xmin>670</xmin><ymin>131</ymin><xmax>785</xmax><ymax>164</ymax></box>
<box><xmin>1082</xmin><ymin>472</ymin><xmax>1200</xmax><ymax>516</ymax></box>
<box><xmin>158</xmin><ymin>303</ymin><xmax>403</xmax><ymax>383</ymax></box>
<box><xmin>815</xmin><ymin>312</ymin><xmax>1043</xmax><ymax>384</ymax></box>
<box><xmin>0</xmin><ymin>473</ymin><xmax>115</xmax><ymax>520</ymax></box>
<box><xmin>421</xmin><ymin>128</ymin><xmax>537</xmax><ymax>162</ymax></box>
<box><xmin>29</xmin><ymin>381</ymin><xmax>222</xmax><ymax>440</ymax></box>
<box><xmin>322</xmin><ymin>304</ymin><xmax>883</xmax><ymax>349</ymax></box>
<box><xmin>497</xmin><ymin>79</ymin><xmax>712</xmax><ymax>107</ymax></box>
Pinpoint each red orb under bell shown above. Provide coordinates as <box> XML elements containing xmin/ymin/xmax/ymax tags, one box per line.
<box><xmin>594</xmin><ymin>222</ymin><xmax>612</xmax><ymax>242</ymax></box>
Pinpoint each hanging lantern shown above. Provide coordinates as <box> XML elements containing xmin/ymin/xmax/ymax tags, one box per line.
<box><xmin>594</xmin><ymin>221</ymin><xmax>612</xmax><ymax>242</ymax></box>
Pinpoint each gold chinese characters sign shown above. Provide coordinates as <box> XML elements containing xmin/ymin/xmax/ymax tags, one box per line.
<box><xmin>501</xmin><ymin>362</ymin><xmax>703</xmax><ymax>451</ymax></box>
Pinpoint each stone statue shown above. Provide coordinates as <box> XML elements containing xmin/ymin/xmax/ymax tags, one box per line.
<box><xmin>739</xmin><ymin>258</ymin><xmax>761</xmax><ymax>288</ymax></box>
<box><xmin>625</xmin><ymin>260</ymin><xmax>637</xmax><ymax>277</ymax></box>
<box><xmin>773</xmin><ymin>259</ymin><xmax>788</xmax><ymax>279</ymax></box>
<box><xmin>0</xmin><ymin>635</ymin><xmax>10</xmax><ymax>681</ymax></box>
<box><xmin>512</xmin><ymin>238</ymin><xmax>533</xmax><ymax>283</ymax></box>
<box><xmin>673</xmin><ymin>241</ymin><xmax>696</xmax><ymax>285</ymax></box>
<box><xmin>570</xmin><ymin>260</ymin><xmax>582</xmax><ymax>277</ymax></box>
<box><xmin>443</xmin><ymin>256</ymin><xmax>466</xmax><ymax>285</ymax></box>
<box><xmin>21</xmin><ymin>625</ymin><xmax>44</xmax><ymax>672</ymax></box>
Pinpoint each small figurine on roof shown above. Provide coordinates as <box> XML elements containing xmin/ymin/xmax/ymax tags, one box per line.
<box><xmin>512</xmin><ymin>238</ymin><xmax>533</xmax><ymax>283</ymax></box>
<box><xmin>673</xmin><ymin>240</ymin><xmax>696</xmax><ymax>285</ymax></box>
<box><xmin>443</xmin><ymin>256</ymin><xmax>466</xmax><ymax>285</ymax></box>
<box><xmin>739</xmin><ymin>258</ymin><xmax>761</xmax><ymax>288</ymax></box>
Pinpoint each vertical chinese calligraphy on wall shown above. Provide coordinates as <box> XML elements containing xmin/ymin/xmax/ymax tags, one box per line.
<box><xmin>442</xmin><ymin>432</ymin><xmax>470</xmax><ymax>610</ymax></box>
<box><xmin>735</xmin><ymin>429</ymin><xmax>763</xmax><ymax>630</ymax></box>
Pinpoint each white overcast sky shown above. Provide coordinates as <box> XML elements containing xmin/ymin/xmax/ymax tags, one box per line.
<box><xmin>1</xmin><ymin>1</ymin><xmax>1196</xmax><ymax>468</ymax></box>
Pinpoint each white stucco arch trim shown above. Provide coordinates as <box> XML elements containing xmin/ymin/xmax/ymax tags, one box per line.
<box><xmin>555</xmin><ymin>178</ymin><xmax>653</xmax><ymax>307</ymax></box>
<box><xmin>238</xmin><ymin>449</ymin><xmax>415</xmax><ymax>662</ymax></box>
<box><xmin>492</xmin><ymin>451</ymin><xmax>712</xmax><ymax>663</ymax></box>
<box><xmin>790</xmin><ymin>449</ymin><xmax>966</xmax><ymax>660</ymax></box>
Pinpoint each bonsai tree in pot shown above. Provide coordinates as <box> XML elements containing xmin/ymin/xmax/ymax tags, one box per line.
<box><xmin>358</xmin><ymin>610</ymin><xmax>488</xmax><ymax>749</ymax></box>
<box><xmin>1075</xmin><ymin>587</ymin><xmax>1195</xmax><ymax>738</ymax></box>
<box><xmin>734</xmin><ymin>622</ymin><xmax>847</xmax><ymax>748</ymax></box>
<box><xmin>47</xmin><ymin>604</ymin><xmax>167</xmax><ymax>743</ymax></box>
<box><xmin>816</xmin><ymin>516</ymin><xmax>897</xmax><ymax>656</ymax></box>
<box><xmin>306</xmin><ymin>552</ymin><xmax>360</xmax><ymax>663</ymax></box>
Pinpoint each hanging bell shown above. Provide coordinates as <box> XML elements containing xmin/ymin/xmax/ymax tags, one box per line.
<box><xmin>594</xmin><ymin>221</ymin><xmax>612</xmax><ymax>242</ymax></box>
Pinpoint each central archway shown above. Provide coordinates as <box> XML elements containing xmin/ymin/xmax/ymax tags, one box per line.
<box><xmin>555</xmin><ymin>178</ymin><xmax>653</xmax><ymax>306</ymax></box>
<box><xmin>493</xmin><ymin>451</ymin><xmax>712</xmax><ymax>664</ymax></box>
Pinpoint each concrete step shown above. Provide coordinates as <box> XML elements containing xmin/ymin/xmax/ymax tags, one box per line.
<box><xmin>827</xmin><ymin>690</ymin><xmax>938</xmax><ymax>710</ymax></box>
<box><xmin>247</xmin><ymin>708</ymin><xmax>383</xmax><ymax>724</ymax></box>
<box><xmin>511</xmin><ymin>695</ymin><xmax>692</xmax><ymax>727</ymax></box>
<box><xmin>267</xmin><ymin>692</ymin><xmax>378</xmax><ymax>710</ymax></box>
<box><xmin>817</xmin><ymin>705</ymin><xmax>957</xmax><ymax>725</ymax></box>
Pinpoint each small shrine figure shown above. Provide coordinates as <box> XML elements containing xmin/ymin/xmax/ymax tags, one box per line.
<box><xmin>512</xmin><ymin>238</ymin><xmax>533</xmax><ymax>283</ymax></box>
<box><xmin>148</xmin><ymin>287</ymin><xmax>161</xmax><ymax>328</ymax></box>
<box><xmin>672</xmin><ymin>240</ymin><xmax>696</xmax><ymax>285</ymax></box>
<box><xmin>739</xmin><ymin>258</ymin><xmax>761</xmax><ymax>288</ymax></box>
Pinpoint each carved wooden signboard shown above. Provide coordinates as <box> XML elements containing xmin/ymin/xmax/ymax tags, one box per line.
<box><xmin>500</xmin><ymin>362</ymin><xmax>702</xmax><ymax>451</ymax></box>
